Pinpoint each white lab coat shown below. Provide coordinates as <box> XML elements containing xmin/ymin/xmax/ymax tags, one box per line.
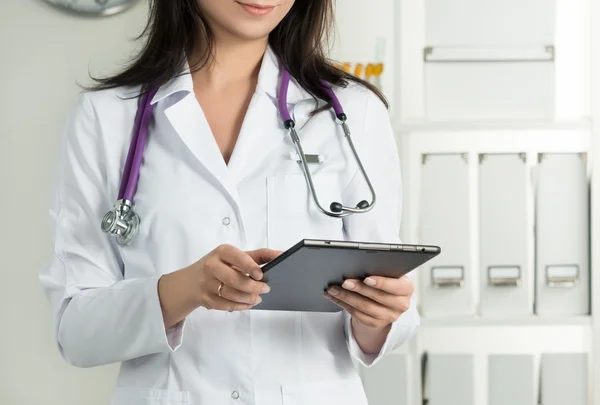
<box><xmin>39</xmin><ymin>47</ymin><xmax>419</xmax><ymax>405</ymax></box>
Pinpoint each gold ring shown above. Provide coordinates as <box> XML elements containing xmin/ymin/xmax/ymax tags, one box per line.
<box><xmin>217</xmin><ymin>282</ymin><xmax>224</xmax><ymax>297</ymax></box>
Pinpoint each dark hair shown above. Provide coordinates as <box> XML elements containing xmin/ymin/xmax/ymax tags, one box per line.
<box><xmin>90</xmin><ymin>0</ymin><xmax>388</xmax><ymax>110</ymax></box>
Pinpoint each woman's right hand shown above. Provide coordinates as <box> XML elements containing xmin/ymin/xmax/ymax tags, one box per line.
<box><xmin>158</xmin><ymin>245</ymin><xmax>281</xmax><ymax>328</ymax></box>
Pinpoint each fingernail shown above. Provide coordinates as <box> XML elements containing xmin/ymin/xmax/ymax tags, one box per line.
<box><xmin>328</xmin><ymin>287</ymin><xmax>341</xmax><ymax>296</ymax></box>
<box><xmin>342</xmin><ymin>280</ymin><xmax>355</xmax><ymax>290</ymax></box>
<box><xmin>261</xmin><ymin>285</ymin><xmax>271</xmax><ymax>294</ymax></box>
<box><xmin>364</xmin><ymin>277</ymin><xmax>376</xmax><ymax>286</ymax></box>
<box><xmin>252</xmin><ymin>270</ymin><xmax>262</xmax><ymax>280</ymax></box>
<box><xmin>255</xmin><ymin>297</ymin><xmax>263</xmax><ymax>305</ymax></box>
<box><xmin>323</xmin><ymin>292</ymin><xmax>333</xmax><ymax>300</ymax></box>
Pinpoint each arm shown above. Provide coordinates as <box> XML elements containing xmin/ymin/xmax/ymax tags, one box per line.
<box><xmin>39</xmin><ymin>93</ymin><xmax>185</xmax><ymax>368</ymax></box>
<box><xmin>40</xmin><ymin>93</ymin><xmax>276</xmax><ymax>368</ymax></box>
<box><xmin>336</xmin><ymin>90</ymin><xmax>419</xmax><ymax>367</ymax></box>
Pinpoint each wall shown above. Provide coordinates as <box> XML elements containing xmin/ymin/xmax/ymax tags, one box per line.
<box><xmin>0</xmin><ymin>1</ymin><xmax>147</xmax><ymax>404</ymax></box>
<box><xmin>330</xmin><ymin>0</ymin><xmax>396</xmax><ymax>110</ymax></box>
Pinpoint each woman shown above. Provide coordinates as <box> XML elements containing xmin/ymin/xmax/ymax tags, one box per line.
<box><xmin>40</xmin><ymin>0</ymin><xmax>418</xmax><ymax>404</ymax></box>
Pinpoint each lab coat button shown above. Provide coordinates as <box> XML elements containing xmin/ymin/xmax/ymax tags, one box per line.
<box><xmin>231</xmin><ymin>391</ymin><xmax>240</xmax><ymax>400</ymax></box>
<box><xmin>222</xmin><ymin>217</ymin><xmax>231</xmax><ymax>226</ymax></box>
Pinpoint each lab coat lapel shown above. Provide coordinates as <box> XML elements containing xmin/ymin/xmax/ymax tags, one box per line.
<box><xmin>163</xmin><ymin>93</ymin><xmax>240</xmax><ymax>203</ymax></box>
<box><xmin>226</xmin><ymin>91</ymin><xmax>285</xmax><ymax>181</ymax></box>
<box><xmin>291</xmin><ymin>98</ymin><xmax>321</xmax><ymax>132</ymax></box>
<box><xmin>226</xmin><ymin>46</ymin><xmax>316</xmax><ymax>179</ymax></box>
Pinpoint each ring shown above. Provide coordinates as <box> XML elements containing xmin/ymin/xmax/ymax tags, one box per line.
<box><xmin>217</xmin><ymin>282</ymin><xmax>224</xmax><ymax>297</ymax></box>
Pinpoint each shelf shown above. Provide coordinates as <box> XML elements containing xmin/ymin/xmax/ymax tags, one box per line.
<box><xmin>394</xmin><ymin>119</ymin><xmax>592</xmax><ymax>133</ymax></box>
<box><xmin>420</xmin><ymin>315</ymin><xmax>593</xmax><ymax>327</ymax></box>
<box><xmin>396</xmin><ymin>124</ymin><xmax>591</xmax><ymax>154</ymax></box>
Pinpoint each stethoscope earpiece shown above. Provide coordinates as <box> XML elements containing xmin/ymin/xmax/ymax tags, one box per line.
<box><xmin>357</xmin><ymin>200</ymin><xmax>370</xmax><ymax>209</ymax></box>
<box><xmin>330</xmin><ymin>202</ymin><xmax>343</xmax><ymax>213</ymax></box>
<box><xmin>328</xmin><ymin>200</ymin><xmax>372</xmax><ymax>216</ymax></box>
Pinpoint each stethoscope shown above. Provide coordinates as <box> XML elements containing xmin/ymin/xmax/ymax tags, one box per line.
<box><xmin>101</xmin><ymin>67</ymin><xmax>377</xmax><ymax>246</ymax></box>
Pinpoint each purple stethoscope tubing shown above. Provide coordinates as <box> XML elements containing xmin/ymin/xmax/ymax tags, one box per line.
<box><xmin>102</xmin><ymin>68</ymin><xmax>376</xmax><ymax>245</ymax></box>
<box><xmin>118</xmin><ymin>88</ymin><xmax>159</xmax><ymax>202</ymax></box>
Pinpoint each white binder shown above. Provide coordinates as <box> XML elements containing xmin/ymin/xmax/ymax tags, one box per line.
<box><xmin>362</xmin><ymin>354</ymin><xmax>409</xmax><ymax>405</ymax></box>
<box><xmin>479</xmin><ymin>154</ymin><xmax>533</xmax><ymax>316</ymax></box>
<box><xmin>419</xmin><ymin>154</ymin><xmax>475</xmax><ymax>317</ymax></box>
<box><xmin>423</xmin><ymin>0</ymin><xmax>556</xmax><ymax>121</ymax></box>
<box><xmin>488</xmin><ymin>355</ymin><xmax>536</xmax><ymax>405</ymax></box>
<box><xmin>541</xmin><ymin>353</ymin><xmax>588</xmax><ymax>405</ymax></box>
<box><xmin>424</xmin><ymin>61</ymin><xmax>554</xmax><ymax>121</ymax></box>
<box><xmin>425</xmin><ymin>0</ymin><xmax>555</xmax><ymax>46</ymax></box>
<box><xmin>535</xmin><ymin>153</ymin><xmax>590</xmax><ymax>316</ymax></box>
<box><xmin>425</xmin><ymin>354</ymin><xmax>474</xmax><ymax>405</ymax></box>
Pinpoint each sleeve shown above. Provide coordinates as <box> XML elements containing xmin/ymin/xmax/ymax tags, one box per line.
<box><xmin>38</xmin><ymin>93</ymin><xmax>185</xmax><ymax>369</ymax></box>
<box><xmin>341</xmin><ymin>91</ymin><xmax>420</xmax><ymax>368</ymax></box>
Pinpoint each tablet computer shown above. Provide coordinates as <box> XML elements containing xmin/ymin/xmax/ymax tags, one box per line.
<box><xmin>252</xmin><ymin>239</ymin><xmax>441</xmax><ymax>312</ymax></box>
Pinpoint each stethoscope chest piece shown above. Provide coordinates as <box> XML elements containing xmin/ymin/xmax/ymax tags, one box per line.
<box><xmin>101</xmin><ymin>199</ymin><xmax>140</xmax><ymax>246</ymax></box>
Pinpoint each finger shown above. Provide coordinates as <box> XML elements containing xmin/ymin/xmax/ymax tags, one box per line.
<box><xmin>246</xmin><ymin>248</ymin><xmax>283</xmax><ymax>265</ymax></box>
<box><xmin>342</xmin><ymin>279</ymin><xmax>412</xmax><ymax>314</ymax></box>
<box><xmin>341</xmin><ymin>279</ymin><xmax>396</xmax><ymax>307</ymax></box>
<box><xmin>326</xmin><ymin>286</ymin><xmax>393</xmax><ymax>321</ymax></box>
<box><xmin>205</xmin><ymin>294</ymin><xmax>256</xmax><ymax>312</ymax></box>
<box><xmin>324</xmin><ymin>292</ymin><xmax>382</xmax><ymax>328</ymax></box>
<box><xmin>218</xmin><ymin>283</ymin><xmax>263</xmax><ymax>306</ymax></box>
<box><xmin>218</xmin><ymin>270</ymin><xmax>271</xmax><ymax>295</ymax></box>
<box><xmin>208</xmin><ymin>261</ymin><xmax>270</xmax><ymax>295</ymax></box>
<box><xmin>362</xmin><ymin>275</ymin><xmax>414</xmax><ymax>296</ymax></box>
<box><xmin>216</xmin><ymin>245</ymin><xmax>262</xmax><ymax>279</ymax></box>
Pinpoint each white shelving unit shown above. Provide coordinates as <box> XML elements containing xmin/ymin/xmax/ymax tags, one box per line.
<box><xmin>356</xmin><ymin>0</ymin><xmax>598</xmax><ymax>404</ymax></box>
<box><xmin>393</xmin><ymin>128</ymin><xmax>593</xmax><ymax>405</ymax></box>
<box><xmin>589</xmin><ymin>0</ymin><xmax>600</xmax><ymax>401</ymax></box>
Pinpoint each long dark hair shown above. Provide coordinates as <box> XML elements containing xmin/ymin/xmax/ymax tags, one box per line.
<box><xmin>90</xmin><ymin>0</ymin><xmax>388</xmax><ymax>110</ymax></box>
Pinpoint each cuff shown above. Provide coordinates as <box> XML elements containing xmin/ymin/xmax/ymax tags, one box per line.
<box><xmin>146</xmin><ymin>276</ymin><xmax>186</xmax><ymax>353</ymax></box>
<box><xmin>344</xmin><ymin>309</ymin><xmax>419</xmax><ymax>368</ymax></box>
<box><xmin>165</xmin><ymin>321</ymin><xmax>186</xmax><ymax>351</ymax></box>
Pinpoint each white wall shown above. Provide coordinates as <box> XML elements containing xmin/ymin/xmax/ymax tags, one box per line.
<box><xmin>330</xmin><ymin>0</ymin><xmax>395</xmax><ymax>108</ymax></box>
<box><xmin>0</xmin><ymin>1</ymin><xmax>147</xmax><ymax>404</ymax></box>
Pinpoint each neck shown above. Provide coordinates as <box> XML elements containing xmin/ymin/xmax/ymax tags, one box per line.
<box><xmin>191</xmin><ymin>38</ymin><xmax>268</xmax><ymax>91</ymax></box>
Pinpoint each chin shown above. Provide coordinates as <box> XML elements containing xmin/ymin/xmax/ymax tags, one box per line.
<box><xmin>229</xmin><ymin>25</ymin><xmax>276</xmax><ymax>42</ymax></box>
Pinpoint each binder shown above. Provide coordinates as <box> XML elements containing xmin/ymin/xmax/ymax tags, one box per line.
<box><xmin>541</xmin><ymin>353</ymin><xmax>588</xmax><ymax>405</ymax></box>
<box><xmin>426</xmin><ymin>354</ymin><xmax>474</xmax><ymax>405</ymax></box>
<box><xmin>362</xmin><ymin>354</ymin><xmax>409</xmax><ymax>405</ymax></box>
<box><xmin>425</xmin><ymin>0</ymin><xmax>555</xmax><ymax>46</ymax></box>
<box><xmin>479</xmin><ymin>154</ymin><xmax>533</xmax><ymax>316</ymax></box>
<box><xmin>419</xmin><ymin>153</ymin><xmax>475</xmax><ymax>317</ymax></box>
<box><xmin>423</xmin><ymin>0</ymin><xmax>556</xmax><ymax>121</ymax></box>
<box><xmin>535</xmin><ymin>153</ymin><xmax>590</xmax><ymax>316</ymax></box>
<box><xmin>424</xmin><ymin>57</ymin><xmax>554</xmax><ymax>121</ymax></box>
<box><xmin>488</xmin><ymin>355</ymin><xmax>536</xmax><ymax>405</ymax></box>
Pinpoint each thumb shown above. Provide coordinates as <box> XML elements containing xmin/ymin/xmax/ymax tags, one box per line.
<box><xmin>246</xmin><ymin>248</ymin><xmax>283</xmax><ymax>265</ymax></box>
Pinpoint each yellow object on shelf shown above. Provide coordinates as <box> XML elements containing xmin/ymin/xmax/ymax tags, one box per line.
<box><xmin>332</xmin><ymin>62</ymin><xmax>384</xmax><ymax>89</ymax></box>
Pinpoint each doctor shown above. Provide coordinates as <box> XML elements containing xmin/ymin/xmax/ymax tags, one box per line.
<box><xmin>40</xmin><ymin>0</ymin><xmax>418</xmax><ymax>404</ymax></box>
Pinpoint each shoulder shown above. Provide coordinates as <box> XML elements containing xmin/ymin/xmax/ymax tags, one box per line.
<box><xmin>331</xmin><ymin>81</ymin><xmax>389</xmax><ymax>124</ymax></box>
<box><xmin>58</xmin><ymin>86</ymin><xmax>142</xmax><ymax>168</ymax></box>
<box><xmin>328</xmin><ymin>81</ymin><xmax>391</xmax><ymax>139</ymax></box>
<box><xmin>78</xmin><ymin>85</ymin><xmax>141</xmax><ymax>117</ymax></box>
<box><xmin>65</xmin><ymin>86</ymin><xmax>141</xmax><ymax>139</ymax></box>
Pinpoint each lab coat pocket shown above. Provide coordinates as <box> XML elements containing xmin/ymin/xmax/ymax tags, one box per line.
<box><xmin>282</xmin><ymin>376</ymin><xmax>368</xmax><ymax>405</ymax></box>
<box><xmin>267</xmin><ymin>173</ymin><xmax>345</xmax><ymax>251</ymax></box>
<box><xmin>111</xmin><ymin>387</ymin><xmax>190</xmax><ymax>405</ymax></box>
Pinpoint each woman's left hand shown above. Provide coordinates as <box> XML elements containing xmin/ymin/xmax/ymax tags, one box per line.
<box><xmin>324</xmin><ymin>275</ymin><xmax>414</xmax><ymax>330</ymax></box>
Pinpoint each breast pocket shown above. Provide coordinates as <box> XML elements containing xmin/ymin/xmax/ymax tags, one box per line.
<box><xmin>267</xmin><ymin>173</ymin><xmax>345</xmax><ymax>251</ymax></box>
<box><xmin>111</xmin><ymin>388</ymin><xmax>189</xmax><ymax>405</ymax></box>
<box><xmin>282</xmin><ymin>376</ymin><xmax>369</xmax><ymax>405</ymax></box>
